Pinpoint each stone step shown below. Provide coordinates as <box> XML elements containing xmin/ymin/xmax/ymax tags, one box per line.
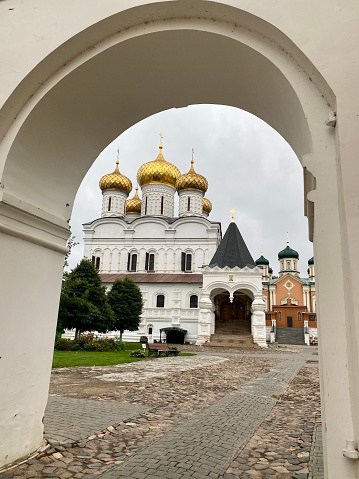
<box><xmin>209</xmin><ymin>333</ymin><xmax>255</xmax><ymax>348</ymax></box>
<box><xmin>276</xmin><ymin>328</ymin><xmax>305</xmax><ymax>345</ymax></box>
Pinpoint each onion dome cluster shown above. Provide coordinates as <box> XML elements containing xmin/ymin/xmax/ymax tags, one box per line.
<box><xmin>137</xmin><ymin>145</ymin><xmax>181</xmax><ymax>188</ymax></box>
<box><xmin>126</xmin><ymin>187</ymin><xmax>142</xmax><ymax>213</ymax></box>
<box><xmin>99</xmin><ymin>160</ymin><xmax>132</xmax><ymax>194</ymax></box>
<box><xmin>176</xmin><ymin>159</ymin><xmax>208</xmax><ymax>193</ymax></box>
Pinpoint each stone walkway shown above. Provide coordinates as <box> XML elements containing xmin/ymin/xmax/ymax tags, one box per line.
<box><xmin>0</xmin><ymin>347</ymin><xmax>323</xmax><ymax>479</ymax></box>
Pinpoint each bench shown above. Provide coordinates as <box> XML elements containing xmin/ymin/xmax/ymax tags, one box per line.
<box><xmin>148</xmin><ymin>343</ymin><xmax>179</xmax><ymax>357</ymax></box>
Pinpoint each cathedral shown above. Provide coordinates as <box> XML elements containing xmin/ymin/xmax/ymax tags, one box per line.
<box><xmin>82</xmin><ymin>142</ymin><xmax>317</xmax><ymax>347</ymax></box>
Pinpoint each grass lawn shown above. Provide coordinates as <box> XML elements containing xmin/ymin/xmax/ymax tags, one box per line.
<box><xmin>52</xmin><ymin>350</ymin><xmax>147</xmax><ymax>368</ymax></box>
<box><xmin>52</xmin><ymin>347</ymin><xmax>195</xmax><ymax>368</ymax></box>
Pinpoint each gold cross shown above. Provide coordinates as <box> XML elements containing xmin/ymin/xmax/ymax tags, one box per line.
<box><xmin>230</xmin><ymin>209</ymin><xmax>236</xmax><ymax>222</ymax></box>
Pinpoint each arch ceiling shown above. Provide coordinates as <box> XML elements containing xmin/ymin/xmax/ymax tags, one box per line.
<box><xmin>1</xmin><ymin>3</ymin><xmax>332</xmax><ymax>229</ymax></box>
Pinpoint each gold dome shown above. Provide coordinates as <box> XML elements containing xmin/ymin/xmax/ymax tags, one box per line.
<box><xmin>126</xmin><ymin>187</ymin><xmax>142</xmax><ymax>213</ymax></box>
<box><xmin>176</xmin><ymin>159</ymin><xmax>208</xmax><ymax>193</ymax></box>
<box><xmin>137</xmin><ymin>145</ymin><xmax>181</xmax><ymax>188</ymax></box>
<box><xmin>99</xmin><ymin>160</ymin><xmax>132</xmax><ymax>194</ymax></box>
<box><xmin>202</xmin><ymin>197</ymin><xmax>212</xmax><ymax>214</ymax></box>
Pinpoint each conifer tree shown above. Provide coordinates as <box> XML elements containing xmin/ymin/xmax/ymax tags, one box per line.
<box><xmin>58</xmin><ymin>259</ymin><xmax>114</xmax><ymax>338</ymax></box>
<box><xmin>107</xmin><ymin>277</ymin><xmax>143</xmax><ymax>340</ymax></box>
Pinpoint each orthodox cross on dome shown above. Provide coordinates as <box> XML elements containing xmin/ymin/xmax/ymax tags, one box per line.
<box><xmin>159</xmin><ymin>132</ymin><xmax>163</xmax><ymax>147</ymax></box>
<box><xmin>230</xmin><ymin>209</ymin><xmax>236</xmax><ymax>223</ymax></box>
<box><xmin>116</xmin><ymin>148</ymin><xmax>120</xmax><ymax>168</ymax></box>
<box><xmin>286</xmin><ymin>231</ymin><xmax>290</xmax><ymax>246</ymax></box>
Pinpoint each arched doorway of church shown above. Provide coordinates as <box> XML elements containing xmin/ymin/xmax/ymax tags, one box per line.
<box><xmin>214</xmin><ymin>292</ymin><xmax>252</xmax><ymax>335</ymax></box>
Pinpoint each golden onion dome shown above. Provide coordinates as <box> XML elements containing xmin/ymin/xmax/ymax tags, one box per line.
<box><xmin>137</xmin><ymin>145</ymin><xmax>181</xmax><ymax>188</ymax></box>
<box><xmin>99</xmin><ymin>160</ymin><xmax>132</xmax><ymax>194</ymax></box>
<box><xmin>202</xmin><ymin>197</ymin><xmax>212</xmax><ymax>214</ymax></box>
<box><xmin>176</xmin><ymin>159</ymin><xmax>208</xmax><ymax>193</ymax></box>
<box><xmin>126</xmin><ymin>187</ymin><xmax>142</xmax><ymax>213</ymax></box>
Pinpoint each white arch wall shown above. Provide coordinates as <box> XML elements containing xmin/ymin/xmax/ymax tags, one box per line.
<box><xmin>1</xmin><ymin>3</ymin><xmax>359</xmax><ymax>478</ymax></box>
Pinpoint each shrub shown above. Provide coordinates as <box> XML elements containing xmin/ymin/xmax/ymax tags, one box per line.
<box><xmin>54</xmin><ymin>333</ymin><xmax>126</xmax><ymax>352</ymax></box>
<box><xmin>129</xmin><ymin>349</ymin><xmax>146</xmax><ymax>358</ymax></box>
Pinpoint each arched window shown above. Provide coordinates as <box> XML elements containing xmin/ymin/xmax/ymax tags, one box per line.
<box><xmin>145</xmin><ymin>252</ymin><xmax>155</xmax><ymax>272</ymax></box>
<box><xmin>145</xmin><ymin>196</ymin><xmax>148</xmax><ymax>215</ymax></box>
<box><xmin>181</xmin><ymin>252</ymin><xmax>192</xmax><ymax>272</ymax></box>
<box><xmin>108</xmin><ymin>197</ymin><xmax>112</xmax><ymax>211</ymax></box>
<box><xmin>156</xmin><ymin>294</ymin><xmax>165</xmax><ymax>308</ymax></box>
<box><xmin>190</xmin><ymin>295</ymin><xmax>198</xmax><ymax>308</ymax></box>
<box><xmin>187</xmin><ymin>197</ymin><xmax>191</xmax><ymax>211</ymax></box>
<box><xmin>95</xmin><ymin>257</ymin><xmax>100</xmax><ymax>270</ymax></box>
<box><xmin>287</xmin><ymin>261</ymin><xmax>291</xmax><ymax>269</ymax></box>
<box><xmin>127</xmin><ymin>252</ymin><xmax>137</xmax><ymax>272</ymax></box>
<box><xmin>160</xmin><ymin>196</ymin><xmax>164</xmax><ymax>214</ymax></box>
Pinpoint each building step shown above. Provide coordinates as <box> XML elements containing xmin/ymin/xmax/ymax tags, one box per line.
<box><xmin>209</xmin><ymin>333</ymin><xmax>256</xmax><ymax>348</ymax></box>
<box><xmin>276</xmin><ymin>328</ymin><xmax>305</xmax><ymax>345</ymax></box>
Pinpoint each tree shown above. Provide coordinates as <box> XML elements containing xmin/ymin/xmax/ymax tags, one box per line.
<box><xmin>58</xmin><ymin>259</ymin><xmax>114</xmax><ymax>338</ymax></box>
<box><xmin>56</xmin><ymin>235</ymin><xmax>79</xmax><ymax>335</ymax></box>
<box><xmin>107</xmin><ymin>277</ymin><xmax>143</xmax><ymax>340</ymax></box>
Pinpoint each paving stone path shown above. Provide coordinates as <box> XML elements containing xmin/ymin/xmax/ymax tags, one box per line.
<box><xmin>101</xmin><ymin>349</ymin><xmax>315</xmax><ymax>479</ymax></box>
<box><xmin>45</xmin><ymin>397</ymin><xmax>149</xmax><ymax>444</ymax></box>
<box><xmin>1</xmin><ymin>347</ymin><xmax>323</xmax><ymax>479</ymax></box>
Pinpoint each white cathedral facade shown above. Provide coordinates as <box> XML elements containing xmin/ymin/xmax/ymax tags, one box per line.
<box><xmin>82</xmin><ymin>143</ymin><xmax>269</xmax><ymax>347</ymax></box>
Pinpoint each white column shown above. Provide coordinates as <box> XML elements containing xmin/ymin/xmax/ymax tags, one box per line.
<box><xmin>197</xmin><ymin>292</ymin><xmax>214</xmax><ymax>344</ymax></box>
<box><xmin>0</xmin><ymin>203</ymin><xmax>68</xmax><ymax>468</ymax></box>
<box><xmin>251</xmin><ymin>296</ymin><xmax>267</xmax><ymax>348</ymax></box>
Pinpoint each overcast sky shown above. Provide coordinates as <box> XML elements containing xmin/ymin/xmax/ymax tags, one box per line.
<box><xmin>68</xmin><ymin>104</ymin><xmax>313</xmax><ymax>276</ymax></box>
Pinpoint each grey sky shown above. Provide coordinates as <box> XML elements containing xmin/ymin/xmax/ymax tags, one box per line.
<box><xmin>68</xmin><ymin>104</ymin><xmax>313</xmax><ymax>276</ymax></box>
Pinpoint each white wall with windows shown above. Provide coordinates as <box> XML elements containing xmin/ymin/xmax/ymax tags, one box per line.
<box><xmin>83</xmin><ymin>216</ymin><xmax>221</xmax><ymax>274</ymax></box>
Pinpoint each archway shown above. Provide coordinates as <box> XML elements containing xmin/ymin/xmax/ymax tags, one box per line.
<box><xmin>1</xmin><ymin>3</ymin><xmax>356</xmax><ymax>478</ymax></box>
<box><xmin>215</xmin><ymin>292</ymin><xmax>252</xmax><ymax>334</ymax></box>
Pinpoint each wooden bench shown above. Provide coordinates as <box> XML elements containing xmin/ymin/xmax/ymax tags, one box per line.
<box><xmin>148</xmin><ymin>343</ymin><xmax>179</xmax><ymax>357</ymax></box>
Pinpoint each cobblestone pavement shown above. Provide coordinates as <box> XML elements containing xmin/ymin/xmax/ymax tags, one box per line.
<box><xmin>0</xmin><ymin>347</ymin><xmax>323</xmax><ymax>479</ymax></box>
<box><xmin>309</xmin><ymin>423</ymin><xmax>324</xmax><ymax>479</ymax></box>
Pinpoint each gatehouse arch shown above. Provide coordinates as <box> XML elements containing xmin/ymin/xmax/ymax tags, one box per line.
<box><xmin>1</xmin><ymin>2</ymin><xmax>358</xmax><ymax>477</ymax></box>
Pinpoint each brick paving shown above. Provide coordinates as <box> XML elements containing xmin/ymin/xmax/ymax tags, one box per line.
<box><xmin>0</xmin><ymin>347</ymin><xmax>324</xmax><ymax>479</ymax></box>
<box><xmin>45</xmin><ymin>397</ymin><xmax>149</xmax><ymax>444</ymax></box>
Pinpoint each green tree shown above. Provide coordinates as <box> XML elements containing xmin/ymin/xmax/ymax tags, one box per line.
<box><xmin>58</xmin><ymin>259</ymin><xmax>114</xmax><ymax>338</ymax></box>
<box><xmin>107</xmin><ymin>277</ymin><xmax>143</xmax><ymax>340</ymax></box>
<box><xmin>56</xmin><ymin>235</ymin><xmax>79</xmax><ymax>335</ymax></box>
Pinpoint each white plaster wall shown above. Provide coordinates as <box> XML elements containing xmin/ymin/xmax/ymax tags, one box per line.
<box><xmin>83</xmin><ymin>216</ymin><xmax>220</xmax><ymax>273</ymax></box>
<box><xmin>0</xmin><ymin>229</ymin><xmax>66</xmax><ymax>466</ymax></box>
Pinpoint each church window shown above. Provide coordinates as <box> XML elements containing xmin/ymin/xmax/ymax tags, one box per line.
<box><xmin>95</xmin><ymin>257</ymin><xmax>100</xmax><ymax>270</ymax></box>
<box><xmin>190</xmin><ymin>295</ymin><xmax>198</xmax><ymax>308</ymax></box>
<box><xmin>145</xmin><ymin>197</ymin><xmax>148</xmax><ymax>215</ymax></box>
<box><xmin>161</xmin><ymin>196</ymin><xmax>164</xmax><ymax>214</ymax></box>
<box><xmin>265</xmin><ymin>314</ymin><xmax>271</xmax><ymax>321</ymax></box>
<box><xmin>156</xmin><ymin>294</ymin><xmax>165</xmax><ymax>308</ymax></box>
<box><xmin>287</xmin><ymin>261</ymin><xmax>291</xmax><ymax>269</ymax></box>
<box><xmin>309</xmin><ymin>314</ymin><xmax>316</xmax><ymax>321</ymax></box>
<box><xmin>127</xmin><ymin>253</ymin><xmax>137</xmax><ymax>271</ymax></box>
<box><xmin>108</xmin><ymin>197</ymin><xmax>112</xmax><ymax>211</ymax></box>
<box><xmin>187</xmin><ymin>197</ymin><xmax>191</xmax><ymax>211</ymax></box>
<box><xmin>298</xmin><ymin>312</ymin><xmax>302</xmax><ymax>321</ymax></box>
<box><xmin>145</xmin><ymin>252</ymin><xmax>155</xmax><ymax>271</ymax></box>
<box><xmin>181</xmin><ymin>252</ymin><xmax>192</xmax><ymax>272</ymax></box>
